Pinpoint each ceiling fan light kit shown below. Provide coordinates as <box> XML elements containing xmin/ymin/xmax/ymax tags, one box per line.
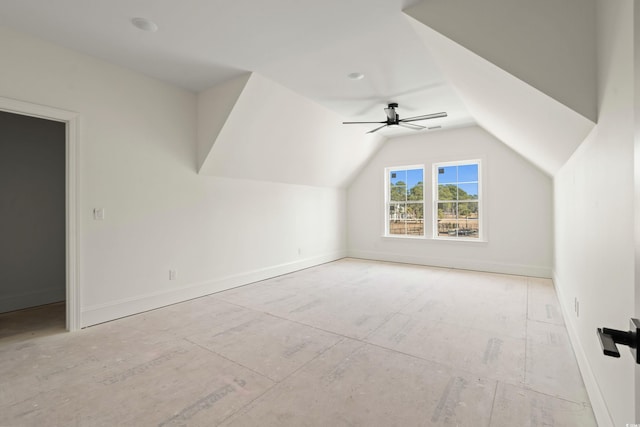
<box><xmin>343</xmin><ymin>103</ymin><xmax>447</xmax><ymax>134</ymax></box>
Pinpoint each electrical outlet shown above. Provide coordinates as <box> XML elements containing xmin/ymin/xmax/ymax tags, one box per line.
<box><xmin>297</xmin><ymin>248</ymin><xmax>302</xmax><ymax>255</ymax></box>
<box><xmin>93</xmin><ymin>208</ymin><xmax>105</xmax><ymax>220</ymax></box>
<box><xmin>169</xmin><ymin>269</ymin><xmax>177</xmax><ymax>280</ymax></box>
<box><xmin>574</xmin><ymin>297</ymin><xmax>580</xmax><ymax>317</ymax></box>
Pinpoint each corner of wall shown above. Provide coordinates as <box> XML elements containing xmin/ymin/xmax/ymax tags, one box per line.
<box><xmin>196</xmin><ymin>73</ymin><xmax>252</xmax><ymax>172</ymax></box>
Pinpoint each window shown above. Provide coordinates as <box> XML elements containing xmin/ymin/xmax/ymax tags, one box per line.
<box><xmin>386</xmin><ymin>166</ymin><xmax>424</xmax><ymax>237</ymax></box>
<box><xmin>434</xmin><ymin>160</ymin><xmax>481</xmax><ymax>239</ymax></box>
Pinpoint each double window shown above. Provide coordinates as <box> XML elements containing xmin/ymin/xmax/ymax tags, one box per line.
<box><xmin>384</xmin><ymin>160</ymin><xmax>481</xmax><ymax>240</ymax></box>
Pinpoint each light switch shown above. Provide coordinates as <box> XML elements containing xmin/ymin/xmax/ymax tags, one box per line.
<box><xmin>93</xmin><ymin>208</ymin><xmax>105</xmax><ymax>221</ymax></box>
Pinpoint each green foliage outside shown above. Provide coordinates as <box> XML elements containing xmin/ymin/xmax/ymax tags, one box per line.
<box><xmin>437</xmin><ymin>184</ymin><xmax>478</xmax><ymax>220</ymax></box>
<box><xmin>390</xmin><ymin>181</ymin><xmax>423</xmax><ymax>202</ymax></box>
<box><xmin>438</xmin><ymin>201</ymin><xmax>478</xmax><ymax>219</ymax></box>
<box><xmin>437</xmin><ymin>184</ymin><xmax>476</xmax><ymax>201</ymax></box>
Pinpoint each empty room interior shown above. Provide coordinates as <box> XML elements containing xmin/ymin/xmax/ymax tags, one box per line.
<box><xmin>0</xmin><ymin>0</ymin><xmax>639</xmax><ymax>426</ymax></box>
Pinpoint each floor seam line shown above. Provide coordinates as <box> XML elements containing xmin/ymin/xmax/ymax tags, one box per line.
<box><xmin>182</xmin><ymin>337</ymin><xmax>277</xmax><ymax>383</ymax></box>
<box><xmin>487</xmin><ymin>380</ymin><xmax>500</xmax><ymax>427</ymax></box>
<box><xmin>215</xmin><ymin>337</ymin><xmax>350</xmax><ymax>426</ymax></box>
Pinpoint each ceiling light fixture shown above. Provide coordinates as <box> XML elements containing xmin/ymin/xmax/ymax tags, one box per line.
<box><xmin>347</xmin><ymin>72</ymin><xmax>365</xmax><ymax>81</ymax></box>
<box><xmin>131</xmin><ymin>17</ymin><xmax>158</xmax><ymax>32</ymax></box>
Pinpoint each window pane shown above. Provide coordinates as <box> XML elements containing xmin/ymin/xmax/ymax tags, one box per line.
<box><xmin>458</xmin><ymin>183</ymin><xmax>478</xmax><ymax>200</ymax></box>
<box><xmin>407</xmin><ymin>221</ymin><xmax>424</xmax><ymax>236</ymax></box>
<box><xmin>437</xmin><ymin>201</ymin><xmax>456</xmax><ymax>219</ymax></box>
<box><xmin>458</xmin><ymin>201</ymin><xmax>478</xmax><ymax>217</ymax></box>
<box><xmin>406</xmin><ymin>169</ymin><xmax>423</xmax><ymax>189</ymax></box>
<box><xmin>390</xmin><ymin>184</ymin><xmax>407</xmax><ymax>201</ymax></box>
<box><xmin>407</xmin><ymin>202</ymin><xmax>424</xmax><ymax>236</ymax></box>
<box><xmin>438</xmin><ymin>202</ymin><xmax>458</xmax><ymax>237</ymax></box>
<box><xmin>458</xmin><ymin>217</ymin><xmax>479</xmax><ymax>238</ymax></box>
<box><xmin>437</xmin><ymin>221</ymin><xmax>459</xmax><ymax>237</ymax></box>
<box><xmin>388</xmin><ymin>203</ymin><xmax>406</xmax><ymax>235</ymax></box>
<box><xmin>438</xmin><ymin>184</ymin><xmax>457</xmax><ymax>201</ymax></box>
<box><xmin>458</xmin><ymin>164</ymin><xmax>478</xmax><ymax>182</ymax></box>
<box><xmin>437</xmin><ymin>202</ymin><xmax>457</xmax><ymax>237</ymax></box>
<box><xmin>389</xmin><ymin>170</ymin><xmax>406</xmax><ymax>185</ymax></box>
<box><xmin>437</xmin><ymin>165</ymin><xmax>457</xmax><ymax>184</ymax></box>
<box><xmin>407</xmin><ymin>184</ymin><xmax>423</xmax><ymax>201</ymax></box>
<box><xmin>406</xmin><ymin>203</ymin><xmax>424</xmax><ymax>220</ymax></box>
<box><xmin>457</xmin><ymin>202</ymin><xmax>479</xmax><ymax>238</ymax></box>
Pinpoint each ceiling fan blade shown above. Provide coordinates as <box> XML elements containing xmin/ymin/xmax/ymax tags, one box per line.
<box><xmin>367</xmin><ymin>124</ymin><xmax>388</xmax><ymax>134</ymax></box>
<box><xmin>398</xmin><ymin>122</ymin><xmax>425</xmax><ymax>131</ymax></box>
<box><xmin>401</xmin><ymin>112</ymin><xmax>448</xmax><ymax>123</ymax></box>
<box><xmin>343</xmin><ymin>121</ymin><xmax>387</xmax><ymax>124</ymax></box>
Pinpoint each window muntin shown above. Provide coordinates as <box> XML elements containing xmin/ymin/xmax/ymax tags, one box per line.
<box><xmin>386</xmin><ymin>167</ymin><xmax>424</xmax><ymax>237</ymax></box>
<box><xmin>435</xmin><ymin>161</ymin><xmax>480</xmax><ymax>239</ymax></box>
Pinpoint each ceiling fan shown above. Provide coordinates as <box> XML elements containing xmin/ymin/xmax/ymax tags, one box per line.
<box><xmin>343</xmin><ymin>103</ymin><xmax>447</xmax><ymax>134</ymax></box>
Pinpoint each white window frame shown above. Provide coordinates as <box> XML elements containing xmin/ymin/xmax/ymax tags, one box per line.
<box><xmin>384</xmin><ymin>165</ymin><xmax>425</xmax><ymax>238</ymax></box>
<box><xmin>432</xmin><ymin>159</ymin><xmax>483</xmax><ymax>241</ymax></box>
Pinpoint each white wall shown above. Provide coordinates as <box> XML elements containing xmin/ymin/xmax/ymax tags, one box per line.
<box><xmin>405</xmin><ymin>0</ymin><xmax>597</xmax><ymax>122</ymax></box>
<box><xmin>0</xmin><ymin>25</ymin><xmax>347</xmax><ymax>327</ymax></box>
<box><xmin>405</xmin><ymin>14</ymin><xmax>595</xmax><ymax>177</ymax></box>
<box><xmin>199</xmin><ymin>72</ymin><xmax>386</xmax><ymax>188</ymax></box>
<box><xmin>553</xmin><ymin>1</ymin><xmax>635</xmax><ymax>425</ymax></box>
<box><xmin>347</xmin><ymin>125</ymin><xmax>553</xmax><ymax>277</ymax></box>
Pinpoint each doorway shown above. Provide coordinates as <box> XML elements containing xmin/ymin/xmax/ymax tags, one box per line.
<box><xmin>0</xmin><ymin>97</ymin><xmax>79</xmax><ymax>331</ymax></box>
<box><xmin>0</xmin><ymin>111</ymin><xmax>66</xmax><ymax>337</ymax></box>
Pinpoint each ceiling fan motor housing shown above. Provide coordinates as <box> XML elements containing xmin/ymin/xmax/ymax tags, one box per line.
<box><xmin>386</xmin><ymin>103</ymin><xmax>399</xmax><ymax>123</ymax></box>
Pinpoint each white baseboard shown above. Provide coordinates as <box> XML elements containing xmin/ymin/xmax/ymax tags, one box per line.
<box><xmin>552</xmin><ymin>269</ymin><xmax>613</xmax><ymax>427</ymax></box>
<box><xmin>348</xmin><ymin>250</ymin><xmax>551</xmax><ymax>278</ymax></box>
<box><xmin>0</xmin><ymin>287</ymin><xmax>65</xmax><ymax>313</ymax></box>
<box><xmin>81</xmin><ymin>251</ymin><xmax>346</xmax><ymax>328</ymax></box>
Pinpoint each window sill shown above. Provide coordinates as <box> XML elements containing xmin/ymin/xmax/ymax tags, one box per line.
<box><xmin>432</xmin><ymin>236</ymin><xmax>488</xmax><ymax>244</ymax></box>
<box><xmin>381</xmin><ymin>235</ymin><xmax>428</xmax><ymax>240</ymax></box>
<box><xmin>381</xmin><ymin>235</ymin><xmax>487</xmax><ymax>244</ymax></box>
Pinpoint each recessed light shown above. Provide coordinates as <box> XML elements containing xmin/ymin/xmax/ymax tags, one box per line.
<box><xmin>347</xmin><ymin>72</ymin><xmax>365</xmax><ymax>80</ymax></box>
<box><xmin>131</xmin><ymin>17</ymin><xmax>158</xmax><ymax>32</ymax></box>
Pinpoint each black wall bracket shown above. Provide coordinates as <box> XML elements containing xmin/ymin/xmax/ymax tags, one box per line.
<box><xmin>597</xmin><ymin>318</ymin><xmax>640</xmax><ymax>364</ymax></box>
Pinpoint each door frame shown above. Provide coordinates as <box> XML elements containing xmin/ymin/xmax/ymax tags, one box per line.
<box><xmin>0</xmin><ymin>96</ymin><xmax>80</xmax><ymax>331</ymax></box>
<box><xmin>634</xmin><ymin>0</ymin><xmax>640</xmax><ymax>421</ymax></box>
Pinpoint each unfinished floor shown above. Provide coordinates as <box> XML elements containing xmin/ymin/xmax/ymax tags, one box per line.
<box><xmin>0</xmin><ymin>258</ymin><xmax>595</xmax><ymax>426</ymax></box>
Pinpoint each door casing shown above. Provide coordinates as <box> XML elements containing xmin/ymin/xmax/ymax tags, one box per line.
<box><xmin>0</xmin><ymin>96</ymin><xmax>80</xmax><ymax>331</ymax></box>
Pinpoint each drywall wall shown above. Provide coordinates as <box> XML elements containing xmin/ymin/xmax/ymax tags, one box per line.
<box><xmin>0</xmin><ymin>25</ymin><xmax>347</xmax><ymax>327</ymax></box>
<box><xmin>405</xmin><ymin>14</ymin><xmax>595</xmax><ymax>177</ymax></box>
<box><xmin>554</xmin><ymin>1</ymin><xmax>635</xmax><ymax>425</ymax></box>
<box><xmin>196</xmin><ymin>73</ymin><xmax>250</xmax><ymax>171</ymax></box>
<box><xmin>347</xmin><ymin>125</ymin><xmax>552</xmax><ymax>277</ymax></box>
<box><xmin>404</xmin><ymin>0</ymin><xmax>597</xmax><ymax>122</ymax></box>
<box><xmin>198</xmin><ymin>72</ymin><xmax>386</xmax><ymax>188</ymax></box>
<box><xmin>0</xmin><ymin>111</ymin><xmax>65</xmax><ymax>313</ymax></box>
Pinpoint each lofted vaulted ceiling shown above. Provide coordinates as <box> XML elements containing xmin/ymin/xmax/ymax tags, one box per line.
<box><xmin>0</xmin><ymin>0</ymin><xmax>597</xmax><ymax>178</ymax></box>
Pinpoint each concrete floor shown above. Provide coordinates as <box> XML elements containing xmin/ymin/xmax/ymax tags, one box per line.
<box><xmin>0</xmin><ymin>259</ymin><xmax>596</xmax><ymax>426</ymax></box>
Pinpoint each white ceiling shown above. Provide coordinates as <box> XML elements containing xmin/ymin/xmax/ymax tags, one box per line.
<box><xmin>0</xmin><ymin>0</ymin><xmax>472</xmax><ymax>130</ymax></box>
